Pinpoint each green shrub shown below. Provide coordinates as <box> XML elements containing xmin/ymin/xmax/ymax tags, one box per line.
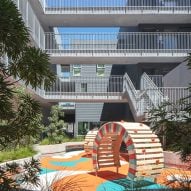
<box><xmin>0</xmin><ymin>146</ymin><xmax>37</xmax><ymax>163</ymax></box>
<box><xmin>40</xmin><ymin>138</ymin><xmax>51</xmax><ymax>145</ymax></box>
<box><xmin>62</xmin><ymin>136</ymin><xmax>85</xmax><ymax>142</ymax></box>
<box><xmin>40</xmin><ymin>136</ymin><xmax>85</xmax><ymax>145</ymax></box>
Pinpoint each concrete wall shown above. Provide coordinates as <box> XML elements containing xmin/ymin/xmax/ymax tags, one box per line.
<box><xmin>164</xmin><ymin>151</ymin><xmax>191</xmax><ymax>169</ymax></box>
<box><xmin>110</xmin><ymin>63</ymin><xmax>179</xmax><ymax>89</ymax></box>
<box><xmin>164</xmin><ymin>61</ymin><xmax>191</xmax><ymax>87</ymax></box>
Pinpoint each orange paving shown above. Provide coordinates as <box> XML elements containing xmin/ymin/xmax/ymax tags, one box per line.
<box><xmin>41</xmin><ymin>152</ymin><xmax>129</xmax><ymax>172</ymax></box>
<box><xmin>40</xmin><ymin>151</ymin><xmax>191</xmax><ymax>191</ymax></box>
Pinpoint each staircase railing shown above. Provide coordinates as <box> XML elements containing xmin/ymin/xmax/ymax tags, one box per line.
<box><xmin>123</xmin><ymin>73</ymin><xmax>146</xmax><ymax>121</ymax></box>
<box><xmin>140</xmin><ymin>73</ymin><xmax>164</xmax><ymax>109</ymax></box>
<box><xmin>148</xmin><ymin>75</ymin><xmax>163</xmax><ymax>87</ymax></box>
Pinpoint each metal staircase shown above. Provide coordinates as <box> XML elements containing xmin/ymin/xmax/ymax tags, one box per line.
<box><xmin>123</xmin><ymin>73</ymin><xmax>164</xmax><ymax>122</ymax></box>
<box><xmin>140</xmin><ymin>73</ymin><xmax>164</xmax><ymax>108</ymax></box>
<box><xmin>123</xmin><ymin>73</ymin><xmax>147</xmax><ymax>121</ymax></box>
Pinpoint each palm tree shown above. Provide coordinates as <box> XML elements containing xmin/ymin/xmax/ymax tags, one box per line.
<box><xmin>0</xmin><ymin>0</ymin><xmax>56</xmax><ymax>188</ymax></box>
<box><xmin>0</xmin><ymin>0</ymin><xmax>55</xmax><ymax>120</ymax></box>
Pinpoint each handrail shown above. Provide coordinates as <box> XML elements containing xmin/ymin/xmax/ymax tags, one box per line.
<box><xmin>40</xmin><ymin>0</ymin><xmax>191</xmax><ymax>14</ymax></box>
<box><xmin>148</xmin><ymin>75</ymin><xmax>163</xmax><ymax>87</ymax></box>
<box><xmin>15</xmin><ymin>73</ymin><xmax>190</xmax><ymax>120</ymax></box>
<box><xmin>123</xmin><ymin>73</ymin><xmax>145</xmax><ymax>118</ymax></box>
<box><xmin>45</xmin><ymin>32</ymin><xmax>191</xmax><ymax>54</ymax></box>
<box><xmin>140</xmin><ymin>73</ymin><xmax>164</xmax><ymax>108</ymax></box>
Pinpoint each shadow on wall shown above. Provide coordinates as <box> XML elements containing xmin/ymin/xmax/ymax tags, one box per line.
<box><xmin>101</xmin><ymin>103</ymin><xmax>134</xmax><ymax>122</ymax></box>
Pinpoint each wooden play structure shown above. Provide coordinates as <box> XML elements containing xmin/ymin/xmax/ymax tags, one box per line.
<box><xmin>84</xmin><ymin>128</ymin><xmax>98</xmax><ymax>155</ymax></box>
<box><xmin>85</xmin><ymin>122</ymin><xmax>164</xmax><ymax>179</ymax></box>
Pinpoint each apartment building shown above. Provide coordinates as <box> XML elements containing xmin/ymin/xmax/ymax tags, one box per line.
<box><xmin>13</xmin><ymin>0</ymin><xmax>191</xmax><ymax>136</ymax></box>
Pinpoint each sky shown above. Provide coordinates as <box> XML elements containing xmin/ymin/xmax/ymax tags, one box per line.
<box><xmin>57</xmin><ymin>27</ymin><xmax>120</xmax><ymax>33</ymax></box>
<box><xmin>46</xmin><ymin>0</ymin><xmax>127</xmax><ymax>8</ymax></box>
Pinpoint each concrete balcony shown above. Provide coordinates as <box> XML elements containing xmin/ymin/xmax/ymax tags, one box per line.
<box><xmin>28</xmin><ymin>0</ymin><xmax>191</xmax><ymax>28</ymax></box>
<box><xmin>46</xmin><ymin>32</ymin><xmax>190</xmax><ymax>64</ymax></box>
<box><xmin>43</xmin><ymin>76</ymin><xmax>126</xmax><ymax>102</ymax></box>
<box><xmin>23</xmin><ymin>74</ymin><xmax>189</xmax><ymax>121</ymax></box>
<box><xmin>13</xmin><ymin>0</ymin><xmax>45</xmax><ymax>49</ymax></box>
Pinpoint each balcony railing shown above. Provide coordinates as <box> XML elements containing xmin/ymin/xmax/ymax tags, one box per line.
<box><xmin>18</xmin><ymin>74</ymin><xmax>190</xmax><ymax>120</ymax></box>
<box><xmin>46</xmin><ymin>32</ymin><xmax>191</xmax><ymax>56</ymax></box>
<box><xmin>40</xmin><ymin>0</ymin><xmax>191</xmax><ymax>14</ymax></box>
<box><xmin>12</xmin><ymin>0</ymin><xmax>45</xmax><ymax>49</ymax></box>
<box><xmin>44</xmin><ymin>76</ymin><xmax>124</xmax><ymax>101</ymax></box>
<box><xmin>148</xmin><ymin>75</ymin><xmax>164</xmax><ymax>87</ymax></box>
<box><xmin>141</xmin><ymin>73</ymin><xmax>164</xmax><ymax>108</ymax></box>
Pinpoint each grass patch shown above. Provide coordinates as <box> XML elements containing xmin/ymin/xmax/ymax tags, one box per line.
<box><xmin>0</xmin><ymin>147</ymin><xmax>37</xmax><ymax>163</ymax></box>
<box><xmin>62</xmin><ymin>136</ymin><xmax>85</xmax><ymax>143</ymax></box>
<box><xmin>40</xmin><ymin>138</ymin><xmax>51</xmax><ymax>145</ymax></box>
<box><xmin>40</xmin><ymin>136</ymin><xmax>85</xmax><ymax>145</ymax></box>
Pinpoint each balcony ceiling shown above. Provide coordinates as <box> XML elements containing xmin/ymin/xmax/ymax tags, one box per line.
<box><xmin>49</xmin><ymin>55</ymin><xmax>185</xmax><ymax>65</ymax></box>
<box><xmin>29</xmin><ymin>1</ymin><xmax>191</xmax><ymax>30</ymax></box>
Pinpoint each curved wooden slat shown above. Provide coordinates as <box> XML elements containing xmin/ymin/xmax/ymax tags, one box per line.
<box><xmin>89</xmin><ymin>122</ymin><xmax>164</xmax><ymax>179</ymax></box>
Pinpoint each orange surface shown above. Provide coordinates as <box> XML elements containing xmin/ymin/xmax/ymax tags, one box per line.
<box><xmin>40</xmin><ymin>152</ymin><xmax>129</xmax><ymax>172</ymax></box>
<box><xmin>41</xmin><ymin>153</ymin><xmax>94</xmax><ymax>171</ymax></box>
<box><xmin>40</xmin><ymin>151</ymin><xmax>191</xmax><ymax>191</ymax></box>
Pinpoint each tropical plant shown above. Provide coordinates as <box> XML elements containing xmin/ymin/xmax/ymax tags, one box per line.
<box><xmin>0</xmin><ymin>89</ymin><xmax>44</xmax><ymax>150</ymax></box>
<box><xmin>147</xmin><ymin>100</ymin><xmax>191</xmax><ymax>163</ymax></box>
<box><xmin>45</xmin><ymin>105</ymin><xmax>66</xmax><ymax>144</ymax></box>
<box><xmin>0</xmin><ymin>0</ymin><xmax>55</xmax><ymax>148</ymax></box>
<box><xmin>0</xmin><ymin>0</ymin><xmax>55</xmax><ymax>188</ymax></box>
<box><xmin>163</xmin><ymin>169</ymin><xmax>191</xmax><ymax>191</ymax></box>
<box><xmin>0</xmin><ymin>158</ymin><xmax>41</xmax><ymax>191</ymax></box>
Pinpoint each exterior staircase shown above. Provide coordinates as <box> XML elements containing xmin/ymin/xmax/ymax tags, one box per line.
<box><xmin>123</xmin><ymin>73</ymin><xmax>164</xmax><ymax>122</ymax></box>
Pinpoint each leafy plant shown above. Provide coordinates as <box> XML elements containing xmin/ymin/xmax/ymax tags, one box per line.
<box><xmin>45</xmin><ymin>105</ymin><xmax>66</xmax><ymax>144</ymax></box>
<box><xmin>0</xmin><ymin>90</ymin><xmax>44</xmax><ymax>150</ymax></box>
<box><xmin>0</xmin><ymin>158</ymin><xmax>41</xmax><ymax>191</ymax></box>
<box><xmin>163</xmin><ymin>169</ymin><xmax>191</xmax><ymax>191</ymax></box>
<box><xmin>0</xmin><ymin>0</ymin><xmax>55</xmax><ymax>149</ymax></box>
<box><xmin>147</xmin><ymin>100</ymin><xmax>191</xmax><ymax>163</ymax></box>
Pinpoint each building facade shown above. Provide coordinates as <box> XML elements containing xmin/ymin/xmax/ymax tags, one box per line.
<box><xmin>13</xmin><ymin>0</ymin><xmax>191</xmax><ymax>136</ymax></box>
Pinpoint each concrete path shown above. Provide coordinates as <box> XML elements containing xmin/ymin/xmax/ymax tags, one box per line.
<box><xmin>34</xmin><ymin>142</ymin><xmax>85</xmax><ymax>155</ymax></box>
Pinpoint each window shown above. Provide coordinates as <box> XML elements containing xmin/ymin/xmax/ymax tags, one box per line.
<box><xmin>81</xmin><ymin>83</ymin><xmax>87</xmax><ymax>92</ymax></box>
<box><xmin>78</xmin><ymin>122</ymin><xmax>102</xmax><ymax>135</ymax></box>
<box><xmin>73</xmin><ymin>64</ymin><xmax>81</xmax><ymax>76</ymax></box>
<box><xmin>60</xmin><ymin>65</ymin><xmax>70</xmax><ymax>78</ymax></box>
<box><xmin>96</xmin><ymin>64</ymin><xmax>105</xmax><ymax>77</ymax></box>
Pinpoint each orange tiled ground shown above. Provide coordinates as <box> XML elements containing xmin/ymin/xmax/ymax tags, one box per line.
<box><xmin>40</xmin><ymin>151</ymin><xmax>191</xmax><ymax>191</ymax></box>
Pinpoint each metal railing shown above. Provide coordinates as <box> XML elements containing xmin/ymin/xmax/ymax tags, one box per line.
<box><xmin>12</xmin><ymin>0</ymin><xmax>45</xmax><ymax>49</ymax></box>
<box><xmin>146</xmin><ymin>87</ymin><xmax>191</xmax><ymax>112</ymax></box>
<box><xmin>40</xmin><ymin>0</ymin><xmax>191</xmax><ymax>14</ymax></box>
<box><xmin>159</xmin><ymin>87</ymin><xmax>190</xmax><ymax>104</ymax></box>
<box><xmin>46</xmin><ymin>32</ymin><xmax>191</xmax><ymax>56</ymax></box>
<box><xmin>17</xmin><ymin>73</ymin><xmax>190</xmax><ymax>120</ymax></box>
<box><xmin>123</xmin><ymin>73</ymin><xmax>147</xmax><ymax>119</ymax></box>
<box><xmin>148</xmin><ymin>75</ymin><xmax>163</xmax><ymax>87</ymax></box>
<box><xmin>141</xmin><ymin>73</ymin><xmax>164</xmax><ymax>108</ymax></box>
<box><xmin>44</xmin><ymin>76</ymin><xmax>124</xmax><ymax>100</ymax></box>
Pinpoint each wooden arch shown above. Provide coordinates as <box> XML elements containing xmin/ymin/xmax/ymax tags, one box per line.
<box><xmin>92</xmin><ymin>122</ymin><xmax>164</xmax><ymax>179</ymax></box>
